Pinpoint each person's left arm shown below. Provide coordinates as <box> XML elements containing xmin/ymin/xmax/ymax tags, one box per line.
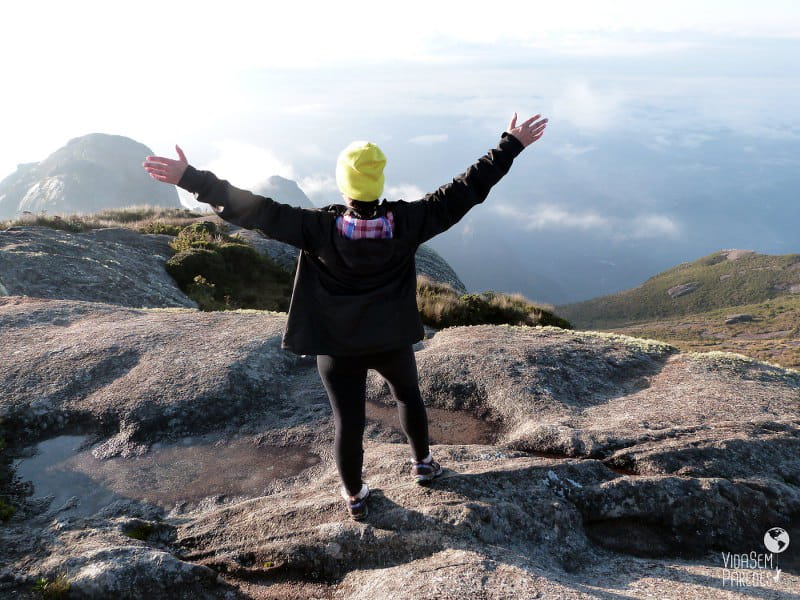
<box><xmin>143</xmin><ymin>146</ymin><xmax>326</xmax><ymax>251</ymax></box>
<box><xmin>405</xmin><ymin>113</ymin><xmax>547</xmax><ymax>245</ymax></box>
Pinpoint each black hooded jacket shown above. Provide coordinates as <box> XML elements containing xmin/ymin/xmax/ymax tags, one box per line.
<box><xmin>177</xmin><ymin>132</ymin><xmax>524</xmax><ymax>356</ymax></box>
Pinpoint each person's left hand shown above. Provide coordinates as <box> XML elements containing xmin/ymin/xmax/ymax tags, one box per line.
<box><xmin>507</xmin><ymin>113</ymin><xmax>548</xmax><ymax>148</ymax></box>
<box><xmin>142</xmin><ymin>145</ymin><xmax>188</xmax><ymax>184</ymax></box>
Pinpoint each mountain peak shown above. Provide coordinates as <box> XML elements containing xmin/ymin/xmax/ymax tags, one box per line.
<box><xmin>253</xmin><ymin>175</ymin><xmax>314</xmax><ymax>208</ymax></box>
<box><xmin>0</xmin><ymin>133</ymin><xmax>181</xmax><ymax>219</ymax></box>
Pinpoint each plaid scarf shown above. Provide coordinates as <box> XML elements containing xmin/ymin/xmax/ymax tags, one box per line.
<box><xmin>336</xmin><ymin>210</ymin><xmax>394</xmax><ymax>240</ymax></box>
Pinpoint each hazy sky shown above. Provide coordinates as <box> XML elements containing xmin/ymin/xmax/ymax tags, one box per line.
<box><xmin>3</xmin><ymin>0</ymin><xmax>798</xmax><ymax>179</ymax></box>
<box><xmin>3</xmin><ymin>1</ymin><xmax>799</xmax><ymax>302</ymax></box>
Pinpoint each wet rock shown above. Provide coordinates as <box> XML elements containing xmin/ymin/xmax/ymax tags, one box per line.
<box><xmin>174</xmin><ymin>445</ymin><xmax>605</xmax><ymax>579</ymax></box>
<box><xmin>0</xmin><ymin>297</ymin><xmax>298</xmax><ymax>445</ymax></box>
<box><xmin>378</xmin><ymin>326</ymin><xmax>677</xmax><ymax>452</ymax></box>
<box><xmin>2</xmin><ymin>305</ymin><xmax>799</xmax><ymax>597</ymax></box>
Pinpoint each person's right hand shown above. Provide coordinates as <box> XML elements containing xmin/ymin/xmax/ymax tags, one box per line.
<box><xmin>142</xmin><ymin>145</ymin><xmax>189</xmax><ymax>185</ymax></box>
<box><xmin>507</xmin><ymin>113</ymin><xmax>548</xmax><ymax>148</ymax></box>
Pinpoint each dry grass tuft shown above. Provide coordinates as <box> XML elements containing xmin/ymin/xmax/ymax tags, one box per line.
<box><xmin>2</xmin><ymin>205</ymin><xmax>208</xmax><ymax>234</ymax></box>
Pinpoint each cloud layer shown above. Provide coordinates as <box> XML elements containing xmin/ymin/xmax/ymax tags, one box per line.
<box><xmin>491</xmin><ymin>203</ymin><xmax>681</xmax><ymax>241</ymax></box>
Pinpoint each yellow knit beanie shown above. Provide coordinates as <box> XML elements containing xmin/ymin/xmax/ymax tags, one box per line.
<box><xmin>335</xmin><ymin>141</ymin><xmax>386</xmax><ymax>202</ymax></box>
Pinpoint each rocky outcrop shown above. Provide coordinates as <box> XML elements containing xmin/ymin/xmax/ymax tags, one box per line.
<box><xmin>228</xmin><ymin>227</ymin><xmax>302</xmax><ymax>273</ymax></box>
<box><xmin>0</xmin><ymin>226</ymin><xmax>195</xmax><ymax>308</ymax></box>
<box><xmin>414</xmin><ymin>244</ymin><xmax>467</xmax><ymax>294</ymax></box>
<box><xmin>254</xmin><ymin>176</ymin><xmax>316</xmax><ymax>209</ymax></box>
<box><xmin>773</xmin><ymin>282</ymin><xmax>800</xmax><ymax>294</ymax></box>
<box><xmin>725</xmin><ymin>313</ymin><xmax>755</xmax><ymax>324</ymax></box>
<box><xmin>0</xmin><ymin>297</ymin><xmax>298</xmax><ymax>447</ymax></box>
<box><xmin>666</xmin><ymin>281</ymin><xmax>700</xmax><ymax>298</ymax></box>
<box><xmin>0</xmin><ymin>133</ymin><xmax>181</xmax><ymax>219</ymax></box>
<box><xmin>1</xmin><ymin>298</ymin><xmax>798</xmax><ymax>598</ymax></box>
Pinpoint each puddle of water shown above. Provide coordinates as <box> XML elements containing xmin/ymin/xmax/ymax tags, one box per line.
<box><xmin>13</xmin><ymin>434</ymin><xmax>320</xmax><ymax>517</ymax></box>
<box><xmin>365</xmin><ymin>400</ymin><xmax>500</xmax><ymax>445</ymax></box>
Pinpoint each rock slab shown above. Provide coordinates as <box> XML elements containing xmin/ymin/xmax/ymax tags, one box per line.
<box><xmin>1</xmin><ymin>301</ymin><xmax>798</xmax><ymax>599</ymax></box>
<box><xmin>0</xmin><ymin>226</ymin><xmax>196</xmax><ymax>308</ymax></box>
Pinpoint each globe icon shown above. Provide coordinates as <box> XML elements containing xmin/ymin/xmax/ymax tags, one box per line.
<box><xmin>764</xmin><ymin>527</ymin><xmax>790</xmax><ymax>554</ymax></box>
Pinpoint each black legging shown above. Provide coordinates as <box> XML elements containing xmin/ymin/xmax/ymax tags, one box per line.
<box><xmin>317</xmin><ymin>344</ymin><xmax>430</xmax><ymax>497</ymax></box>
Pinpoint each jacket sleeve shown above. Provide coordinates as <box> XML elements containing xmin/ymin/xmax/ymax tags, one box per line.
<box><xmin>407</xmin><ymin>132</ymin><xmax>524</xmax><ymax>245</ymax></box>
<box><xmin>177</xmin><ymin>166</ymin><xmax>327</xmax><ymax>252</ymax></box>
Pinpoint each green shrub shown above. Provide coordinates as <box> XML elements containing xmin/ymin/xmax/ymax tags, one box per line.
<box><xmin>166</xmin><ymin>249</ymin><xmax>227</xmax><ymax>287</ymax></box>
<box><xmin>168</xmin><ymin>220</ymin><xmax>222</xmax><ymax>253</ymax></box>
<box><xmin>416</xmin><ymin>275</ymin><xmax>571</xmax><ymax>330</ymax></box>
<box><xmin>137</xmin><ymin>221</ymin><xmax>184</xmax><ymax>236</ymax></box>
<box><xmin>165</xmin><ymin>224</ymin><xmax>293</xmax><ymax>311</ymax></box>
<box><xmin>122</xmin><ymin>522</ymin><xmax>155</xmax><ymax>541</ymax></box>
<box><xmin>215</xmin><ymin>242</ymin><xmax>261</xmax><ymax>274</ymax></box>
<box><xmin>31</xmin><ymin>573</ymin><xmax>71</xmax><ymax>599</ymax></box>
<box><xmin>186</xmin><ymin>275</ymin><xmax>229</xmax><ymax>310</ymax></box>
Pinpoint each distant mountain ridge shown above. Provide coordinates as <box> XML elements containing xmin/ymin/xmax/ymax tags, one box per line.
<box><xmin>253</xmin><ymin>175</ymin><xmax>315</xmax><ymax>209</ymax></box>
<box><xmin>558</xmin><ymin>249</ymin><xmax>800</xmax><ymax>328</ymax></box>
<box><xmin>0</xmin><ymin>133</ymin><xmax>180</xmax><ymax>219</ymax></box>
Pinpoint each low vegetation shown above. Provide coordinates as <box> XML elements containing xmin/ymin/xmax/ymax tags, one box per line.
<box><xmin>122</xmin><ymin>522</ymin><xmax>155</xmax><ymax>541</ymax></box>
<box><xmin>606</xmin><ymin>295</ymin><xmax>800</xmax><ymax>369</ymax></box>
<box><xmin>31</xmin><ymin>573</ymin><xmax>71</xmax><ymax>599</ymax></box>
<box><xmin>1</xmin><ymin>205</ymin><xmax>206</xmax><ymax>234</ymax></box>
<box><xmin>559</xmin><ymin>250</ymin><xmax>800</xmax><ymax>329</ymax></box>
<box><xmin>165</xmin><ymin>221</ymin><xmax>293</xmax><ymax>311</ymax></box>
<box><xmin>416</xmin><ymin>275</ymin><xmax>571</xmax><ymax>330</ymax></box>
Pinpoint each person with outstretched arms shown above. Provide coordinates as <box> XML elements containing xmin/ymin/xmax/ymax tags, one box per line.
<box><xmin>143</xmin><ymin>112</ymin><xmax>547</xmax><ymax>519</ymax></box>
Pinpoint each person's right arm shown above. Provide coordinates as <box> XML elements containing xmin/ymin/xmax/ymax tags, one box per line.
<box><xmin>143</xmin><ymin>146</ymin><xmax>326</xmax><ymax>252</ymax></box>
<box><xmin>407</xmin><ymin>113</ymin><xmax>547</xmax><ymax>245</ymax></box>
